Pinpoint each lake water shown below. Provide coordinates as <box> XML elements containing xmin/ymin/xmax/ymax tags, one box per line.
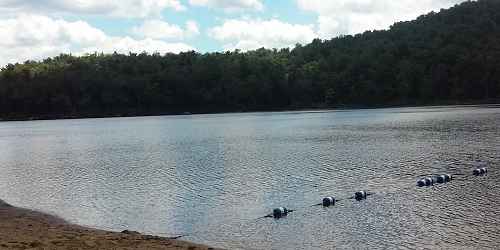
<box><xmin>1</xmin><ymin>106</ymin><xmax>500</xmax><ymax>249</ymax></box>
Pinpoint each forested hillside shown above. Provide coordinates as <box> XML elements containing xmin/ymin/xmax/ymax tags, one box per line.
<box><xmin>1</xmin><ymin>0</ymin><xmax>500</xmax><ymax>120</ymax></box>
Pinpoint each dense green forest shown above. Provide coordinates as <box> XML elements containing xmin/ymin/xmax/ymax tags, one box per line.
<box><xmin>1</xmin><ymin>0</ymin><xmax>500</xmax><ymax>120</ymax></box>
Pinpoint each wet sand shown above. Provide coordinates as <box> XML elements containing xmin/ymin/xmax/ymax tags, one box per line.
<box><xmin>0</xmin><ymin>199</ymin><xmax>218</xmax><ymax>250</ymax></box>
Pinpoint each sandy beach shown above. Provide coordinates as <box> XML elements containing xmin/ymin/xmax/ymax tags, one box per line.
<box><xmin>0</xmin><ymin>199</ymin><xmax>218</xmax><ymax>250</ymax></box>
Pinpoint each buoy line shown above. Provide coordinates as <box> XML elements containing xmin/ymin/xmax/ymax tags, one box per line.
<box><xmin>266</xmin><ymin>166</ymin><xmax>491</xmax><ymax>219</ymax></box>
<box><xmin>163</xmin><ymin>165</ymin><xmax>493</xmax><ymax>242</ymax></box>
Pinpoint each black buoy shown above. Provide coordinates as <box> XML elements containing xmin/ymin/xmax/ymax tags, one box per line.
<box><xmin>444</xmin><ymin>174</ymin><xmax>452</xmax><ymax>182</ymax></box>
<box><xmin>322</xmin><ymin>197</ymin><xmax>336</xmax><ymax>207</ymax></box>
<box><xmin>417</xmin><ymin>179</ymin><xmax>426</xmax><ymax>187</ymax></box>
<box><xmin>418</xmin><ymin>176</ymin><xmax>439</xmax><ymax>187</ymax></box>
<box><xmin>354</xmin><ymin>191</ymin><xmax>367</xmax><ymax>201</ymax></box>
<box><xmin>424</xmin><ymin>177</ymin><xmax>433</xmax><ymax>186</ymax></box>
<box><xmin>436</xmin><ymin>175</ymin><xmax>446</xmax><ymax>184</ymax></box>
<box><xmin>273</xmin><ymin>207</ymin><xmax>288</xmax><ymax>218</ymax></box>
<box><xmin>473</xmin><ymin>169</ymin><xmax>481</xmax><ymax>176</ymax></box>
<box><xmin>473</xmin><ymin>167</ymin><xmax>488</xmax><ymax>176</ymax></box>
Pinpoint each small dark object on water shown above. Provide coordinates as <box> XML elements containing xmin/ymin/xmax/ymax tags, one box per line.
<box><xmin>473</xmin><ymin>167</ymin><xmax>488</xmax><ymax>176</ymax></box>
<box><xmin>417</xmin><ymin>179</ymin><xmax>426</xmax><ymax>187</ymax></box>
<box><xmin>473</xmin><ymin>169</ymin><xmax>481</xmax><ymax>176</ymax></box>
<box><xmin>437</xmin><ymin>174</ymin><xmax>453</xmax><ymax>183</ymax></box>
<box><xmin>424</xmin><ymin>177</ymin><xmax>434</xmax><ymax>186</ymax></box>
<box><xmin>444</xmin><ymin>174</ymin><xmax>452</xmax><ymax>182</ymax></box>
<box><xmin>436</xmin><ymin>175</ymin><xmax>446</xmax><ymax>184</ymax></box>
<box><xmin>417</xmin><ymin>177</ymin><xmax>433</xmax><ymax>187</ymax></box>
<box><xmin>354</xmin><ymin>191</ymin><xmax>367</xmax><ymax>201</ymax></box>
<box><xmin>418</xmin><ymin>174</ymin><xmax>452</xmax><ymax>187</ymax></box>
<box><xmin>322</xmin><ymin>197</ymin><xmax>336</xmax><ymax>207</ymax></box>
<box><xmin>273</xmin><ymin>207</ymin><xmax>289</xmax><ymax>218</ymax></box>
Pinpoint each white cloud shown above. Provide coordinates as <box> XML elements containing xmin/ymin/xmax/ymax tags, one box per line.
<box><xmin>0</xmin><ymin>0</ymin><xmax>186</xmax><ymax>18</ymax></box>
<box><xmin>189</xmin><ymin>0</ymin><xmax>263</xmax><ymax>12</ymax></box>
<box><xmin>0</xmin><ymin>14</ymin><xmax>195</xmax><ymax>66</ymax></box>
<box><xmin>297</xmin><ymin>0</ymin><xmax>465</xmax><ymax>38</ymax></box>
<box><xmin>186</xmin><ymin>20</ymin><xmax>200</xmax><ymax>36</ymax></box>
<box><xmin>131</xmin><ymin>20</ymin><xmax>200</xmax><ymax>40</ymax></box>
<box><xmin>210</xmin><ymin>19</ymin><xmax>317</xmax><ymax>51</ymax></box>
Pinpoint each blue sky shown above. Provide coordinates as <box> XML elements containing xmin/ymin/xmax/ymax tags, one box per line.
<box><xmin>0</xmin><ymin>0</ymin><xmax>465</xmax><ymax>65</ymax></box>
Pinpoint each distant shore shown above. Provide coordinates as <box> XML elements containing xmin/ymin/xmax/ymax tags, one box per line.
<box><xmin>0</xmin><ymin>199</ymin><xmax>217</xmax><ymax>250</ymax></box>
<box><xmin>1</xmin><ymin>100</ymin><xmax>499</xmax><ymax>122</ymax></box>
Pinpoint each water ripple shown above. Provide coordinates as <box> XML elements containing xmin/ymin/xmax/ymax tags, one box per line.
<box><xmin>0</xmin><ymin>106</ymin><xmax>499</xmax><ymax>249</ymax></box>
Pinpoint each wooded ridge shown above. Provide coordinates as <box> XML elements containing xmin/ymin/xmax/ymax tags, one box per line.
<box><xmin>1</xmin><ymin>0</ymin><xmax>499</xmax><ymax>120</ymax></box>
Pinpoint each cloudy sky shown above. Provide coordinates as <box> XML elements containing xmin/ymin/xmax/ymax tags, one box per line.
<box><xmin>0</xmin><ymin>0</ymin><xmax>465</xmax><ymax>65</ymax></box>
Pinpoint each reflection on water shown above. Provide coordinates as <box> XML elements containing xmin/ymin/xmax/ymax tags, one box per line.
<box><xmin>0</xmin><ymin>106</ymin><xmax>499</xmax><ymax>249</ymax></box>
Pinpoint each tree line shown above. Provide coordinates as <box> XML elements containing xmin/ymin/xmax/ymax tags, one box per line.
<box><xmin>1</xmin><ymin>0</ymin><xmax>499</xmax><ymax>120</ymax></box>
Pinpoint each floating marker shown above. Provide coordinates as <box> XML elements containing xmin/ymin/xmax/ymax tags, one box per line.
<box><xmin>444</xmin><ymin>174</ymin><xmax>452</xmax><ymax>182</ymax></box>
<box><xmin>273</xmin><ymin>207</ymin><xmax>289</xmax><ymax>218</ymax></box>
<box><xmin>436</xmin><ymin>174</ymin><xmax>453</xmax><ymax>184</ymax></box>
<box><xmin>473</xmin><ymin>167</ymin><xmax>487</xmax><ymax>176</ymax></box>
<box><xmin>322</xmin><ymin>197</ymin><xmax>336</xmax><ymax>207</ymax></box>
<box><xmin>424</xmin><ymin>177</ymin><xmax>434</xmax><ymax>186</ymax></box>
<box><xmin>417</xmin><ymin>179</ymin><xmax>426</xmax><ymax>187</ymax></box>
<box><xmin>354</xmin><ymin>191</ymin><xmax>367</xmax><ymax>201</ymax></box>
<box><xmin>418</xmin><ymin>174</ymin><xmax>452</xmax><ymax>187</ymax></box>
<box><xmin>436</xmin><ymin>175</ymin><xmax>446</xmax><ymax>184</ymax></box>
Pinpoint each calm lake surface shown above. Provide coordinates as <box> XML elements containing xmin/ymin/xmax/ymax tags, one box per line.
<box><xmin>1</xmin><ymin>106</ymin><xmax>500</xmax><ymax>249</ymax></box>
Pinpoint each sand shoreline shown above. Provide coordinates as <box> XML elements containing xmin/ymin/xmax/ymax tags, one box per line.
<box><xmin>0</xmin><ymin>199</ymin><xmax>218</xmax><ymax>250</ymax></box>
